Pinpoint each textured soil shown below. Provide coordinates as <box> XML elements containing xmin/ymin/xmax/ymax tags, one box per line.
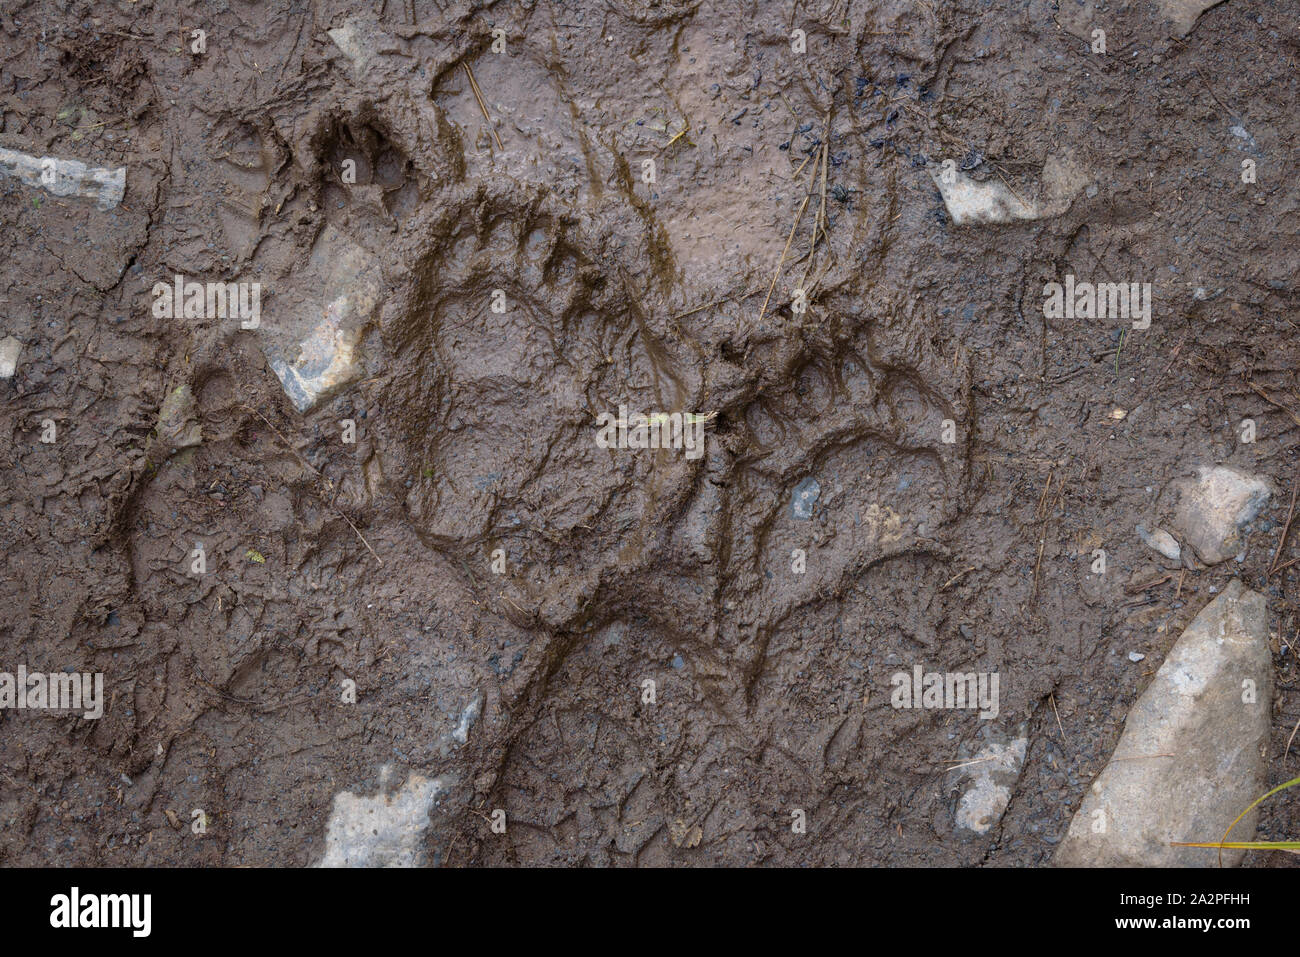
<box><xmin>0</xmin><ymin>0</ymin><xmax>1297</xmax><ymax>866</ymax></box>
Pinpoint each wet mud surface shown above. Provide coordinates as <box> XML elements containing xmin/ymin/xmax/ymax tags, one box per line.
<box><xmin>1</xmin><ymin>0</ymin><xmax>1298</xmax><ymax>865</ymax></box>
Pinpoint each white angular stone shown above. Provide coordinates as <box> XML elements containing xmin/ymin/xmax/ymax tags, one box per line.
<box><xmin>0</xmin><ymin>336</ymin><xmax>20</xmax><ymax>378</ymax></box>
<box><xmin>1159</xmin><ymin>0</ymin><xmax>1230</xmax><ymax>37</ymax></box>
<box><xmin>1055</xmin><ymin>580</ymin><xmax>1271</xmax><ymax>866</ymax></box>
<box><xmin>949</xmin><ymin>725</ymin><xmax>1028</xmax><ymax>835</ymax></box>
<box><xmin>1137</xmin><ymin>524</ymin><xmax>1181</xmax><ymax>562</ymax></box>
<box><xmin>452</xmin><ymin>695</ymin><xmax>482</xmax><ymax>745</ymax></box>
<box><xmin>1172</xmin><ymin>466</ymin><xmax>1272</xmax><ymax>565</ymax></box>
<box><xmin>929</xmin><ymin>154</ymin><xmax>1088</xmax><ymax>226</ymax></box>
<box><xmin>264</xmin><ymin>225</ymin><xmax>383</xmax><ymax>413</ymax></box>
<box><xmin>317</xmin><ymin>765</ymin><xmax>450</xmax><ymax>867</ymax></box>
<box><xmin>0</xmin><ymin>146</ymin><xmax>125</xmax><ymax>210</ymax></box>
<box><xmin>327</xmin><ymin>20</ymin><xmax>400</xmax><ymax>79</ymax></box>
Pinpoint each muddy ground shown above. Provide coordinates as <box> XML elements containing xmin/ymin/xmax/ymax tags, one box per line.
<box><xmin>0</xmin><ymin>0</ymin><xmax>1297</xmax><ymax>866</ymax></box>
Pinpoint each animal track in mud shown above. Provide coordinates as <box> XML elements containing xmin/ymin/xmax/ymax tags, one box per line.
<box><xmin>725</xmin><ymin>337</ymin><xmax>960</xmax><ymax>607</ymax></box>
<box><xmin>374</xmin><ymin>182</ymin><xmax>702</xmax><ymax>628</ymax></box>
<box><xmin>458</xmin><ymin>288</ymin><xmax>973</xmax><ymax>862</ymax></box>
<box><xmin>205</xmin><ymin>32</ymin><xmax>980</xmax><ymax>863</ymax></box>
<box><xmin>362</xmin><ymin>166</ymin><xmax>972</xmax><ymax>647</ymax></box>
<box><xmin>319</xmin><ymin>117</ymin><xmax>420</xmax><ymax>223</ymax></box>
<box><xmin>204</xmin><ymin>114</ymin><xmax>316</xmax><ymax>270</ymax></box>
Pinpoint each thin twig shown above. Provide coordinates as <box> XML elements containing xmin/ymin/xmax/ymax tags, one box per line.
<box><xmin>1035</xmin><ymin>471</ymin><xmax>1054</xmax><ymax>520</ymax></box>
<box><xmin>1150</xmin><ymin>344</ymin><xmax>1183</xmax><ymax>390</ymax></box>
<box><xmin>800</xmin><ymin>126</ymin><xmax>831</xmax><ymax>291</ymax></box>
<box><xmin>243</xmin><ymin>404</ymin><xmax>320</xmax><ymax>476</ymax></box>
<box><xmin>943</xmin><ymin>756</ymin><xmax>999</xmax><ymax>772</ymax></box>
<box><xmin>1112</xmin><ymin>752</ymin><xmax>1176</xmax><ymax>761</ymax></box>
<box><xmin>671</xmin><ymin>287</ymin><xmax>759</xmax><ymax>321</ymax></box>
<box><xmin>1032</xmin><ymin>535</ymin><xmax>1046</xmax><ymax>596</ymax></box>
<box><xmin>1124</xmin><ymin>573</ymin><xmax>1172</xmax><ymax>595</ymax></box>
<box><xmin>1268</xmin><ymin>464</ymin><xmax>1299</xmax><ymax>577</ymax></box>
<box><xmin>1248</xmin><ymin>380</ymin><xmax>1300</xmax><ymax>430</ymax></box>
<box><xmin>757</xmin><ymin>155</ymin><xmax>819</xmax><ymax>323</ymax></box>
<box><xmin>992</xmin><ymin>163</ymin><xmax>1030</xmax><ymax>213</ymax></box>
<box><xmin>1193</xmin><ymin>67</ymin><xmax>1234</xmax><ymax>116</ymax></box>
<box><xmin>940</xmin><ymin>566</ymin><xmax>976</xmax><ymax>590</ymax></box>
<box><xmin>818</xmin><ymin>119</ymin><xmax>831</xmax><ymax>229</ymax></box>
<box><xmin>1032</xmin><ymin>471</ymin><xmax>1054</xmax><ymax>596</ymax></box>
<box><xmin>1049</xmin><ymin>692</ymin><xmax>1069</xmax><ymax>751</ymax></box>
<box><xmin>464</xmin><ymin>62</ymin><xmax>503</xmax><ymax>150</ymax></box>
<box><xmin>330</xmin><ymin>506</ymin><xmax>384</xmax><ymax>565</ymax></box>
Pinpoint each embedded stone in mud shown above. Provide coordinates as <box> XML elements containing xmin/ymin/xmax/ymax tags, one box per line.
<box><xmin>1136</xmin><ymin>524</ymin><xmax>1181</xmax><ymax>562</ymax></box>
<box><xmin>316</xmin><ymin>765</ymin><xmax>450</xmax><ymax>868</ymax></box>
<box><xmin>1171</xmin><ymin>465</ymin><xmax>1273</xmax><ymax>565</ymax></box>
<box><xmin>0</xmin><ymin>146</ymin><xmax>125</xmax><ymax>210</ymax></box>
<box><xmin>791</xmin><ymin>476</ymin><xmax>821</xmax><ymax>520</ymax></box>
<box><xmin>155</xmin><ymin>383</ymin><xmax>202</xmax><ymax>454</ymax></box>
<box><xmin>263</xmin><ymin>225</ymin><xmax>382</xmax><ymax>413</ymax></box>
<box><xmin>929</xmin><ymin>154</ymin><xmax>1088</xmax><ymax>225</ymax></box>
<box><xmin>949</xmin><ymin>724</ymin><xmax>1029</xmax><ymax>836</ymax></box>
<box><xmin>1159</xmin><ymin>0</ymin><xmax>1231</xmax><ymax>37</ymax></box>
<box><xmin>1054</xmin><ymin>580</ymin><xmax>1271</xmax><ymax>866</ymax></box>
<box><xmin>327</xmin><ymin>21</ymin><xmax>384</xmax><ymax>76</ymax></box>
<box><xmin>0</xmin><ymin>335</ymin><xmax>20</xmax><ymax>378</ymax></box>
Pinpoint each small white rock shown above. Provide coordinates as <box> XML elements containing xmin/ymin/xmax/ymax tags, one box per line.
<box><xmin>0</xmin><ymin>147</ymin><xmax>125</xmax><ymax>210</ymax></box>
<box><xmin>1172</xmin><ymin>466</ymin><xmax>1273</xmax><ymax>565</ymax></box>
<box><xmin>0</xmin><ymin>336</ymin><xmax>19</xmax><ymax>378</ymax></box>
<box><xmin>264</xmin><ymin>225</ymin><xmax>382</xmax><ymax>413</ymax></box>
<box><xmin>317</xmin><ymin>764</ymin><xmax>449</xmax><ymax>868</ymax></box>
<box><xmin>451</xmin><ymin>694</ymin><xmax>482</xmax><ymax>745</ymax></box>
<box><xmin>929</xmin><ymin>154</ymin><xmax>1088</xmax><ymax>225</ymax></box>
<box><xmin>1136</xmin><ymin>524</ymin><xmax>1181</xmax><ymax>561</ymax></box>
<box><xmin>949</xmin><ymin>725</ymin><xmax>1028</xmax><ymax>836</ymax></box>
